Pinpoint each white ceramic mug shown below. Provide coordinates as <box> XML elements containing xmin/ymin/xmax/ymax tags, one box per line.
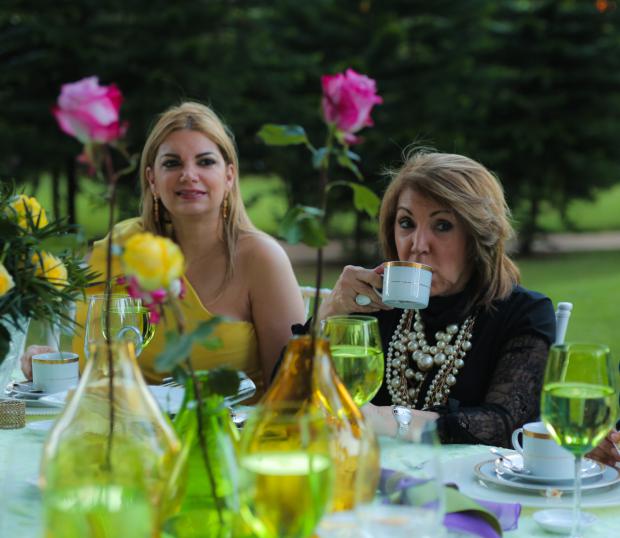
<box><xmin>511</xmin><ymin>421</ymin><xmax>574</xmax><ymax>478</ymax></box>
<box><xmin>381</xmin><ymin>261</ymin><xmax>433</xmax><ymax>310</ymax></box>
<box><xmin>32</xmin><ymin>352</ymin><xmax>79</xmax><ymax>394</ymax></box>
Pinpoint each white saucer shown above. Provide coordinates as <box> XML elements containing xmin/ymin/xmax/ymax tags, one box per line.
<box><xmin>7</xmin><ymin>381</ymin><xmax>49</xmax><ymax>399</ymax></box>
<box><xmin>533</xmin><ymin>509</ymin><xmax>597</xmax><ymax>534</ymax></box>
<box><xmin>496</xmin><ymin>453</ymin><xmax>603</xmax><ymax>483</ymax></box>
<box><xmin>474</xmin><ymin>459</ymin><xmax>620</xmax><ymax>493</ymax></box>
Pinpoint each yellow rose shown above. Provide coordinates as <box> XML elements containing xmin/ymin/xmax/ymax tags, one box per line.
<box><xmin>0</xmin><ymin>262</ymin><xmax>15</xmax><ymax>297</ymax></box>
<box><xmin>6</xmin><ymin>194</ymin><xmax>49</xmax><ymax>230</ymax></box>
<box><xmin>121</xmin><ymin>232</ymin><xmax>185</xmax><ymax>291</ymax></box>
<box><xmin>32</xmin><ymin>251</ymin><xmax>68</xmax><ymax>290</ymax></box>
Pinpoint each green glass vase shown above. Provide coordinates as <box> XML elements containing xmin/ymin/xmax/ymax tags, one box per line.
<box><xmin>164</xmin><ymin>372</ymin><xmax>239</xmax><ymax>538</ymax></box>
<box><xmin>40</xmin><ymin>340</ymin><xmax>182</xmax><ymax>538</ymax></box>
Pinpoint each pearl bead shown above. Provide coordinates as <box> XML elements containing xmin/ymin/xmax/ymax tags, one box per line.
<box><xmin>435</xmin><ymin>331</ymin><xmax>444</xmax><ymax>341</ymax></box>
<box><xmin>429</xmin><ymin>346</ymin><xmax>437</xmax><ymax>355</ymax></box>
<box><xmin>405</xmin><ymin>368</ymin><xmax>415</xmax><ymax>379</ymax></box>
<box><xmin>391</xmin><ymin>378</ymin><xmax>400</xmax><ymax>387</ymax></box>
<box><xmin>413</xmin><ymin>321</ymin><xmax>424</xmax><ymax>332</ymax></box>
<box><xmin>415</xmin><ymin>372</ymin><xmax>424</xmax><ymax>381</ymax></box>
<box><xmin>407</xmin><ymin>341</ymin><xmax>419</xmax><ymax>351</ymax></box>
<box><xmin>444</xmin><ymin>345</ymin><xmax>454</xmax><ymax>355</ymax></box>
<box><xmin>418</xmin><ymin>355</ymin><xmax>433</xmax><ymax>371</ymax></box>
<box><xmin>437</xmin><ymin>340</ymin><xmax>446</xmax><ymax>349</ymax></box>
<box><xmin>422</xmin><ymin>344</ymin><xmax>430</xmax><ymax>353</ymax></box>
<box><xmin>434</xmin><ymin>352</ymin><xmax>446</xmax><ymax>365</ymax></box>
<box><xmin>408</xmin><ymin>388</ymin><xmax>417</xmax><ymax>397</ymax></box>
<box><xmin>413</xmin><ymin>350</ymin><xmax>424</xmax><ymax>361</ymax></box>
<box><xmin>462</xmin><ymin>341</ymin><xmax>472</xmax><ymax>351</ymax></box>
<box><xmin>446</xmin><ymin>374</ymin><xmax>457</xmax><ymax>386</ymax></box>
<box><xmin>416</xmin><ymin>331</ymin><xmax>425</xmax><ymax>341</ymax></box>
<box><xmin>392</xmin><ymin>358</ymin><xmax>400</xmax><ymax>368</ymax></box>
<box><xmin>455</xmin><ymin>358</ymin><xmax>464</xmax><ymax>368</ymax></box>
<box><xmin>447</xmin><ymin>324</ymin><xmax>458</xmax><ymax>335</ymax></box>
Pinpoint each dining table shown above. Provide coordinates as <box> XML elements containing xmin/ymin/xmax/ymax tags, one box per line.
<box><xmin>2</xmin><ymin>407</ymin><xmax>620</xmax><ymax>538</ymax></box>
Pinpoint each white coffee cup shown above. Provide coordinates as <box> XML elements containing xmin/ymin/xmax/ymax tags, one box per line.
<box><xmin>511</xmin><ymin>421</ymin><xmax>574</xmax><ymax>478</ymax></box>
<box><xmin>381</xmin><ymin>261</ymin><xmax>433</xmax><ymax>310</ymax></box>
<box><xmin>32</xmin><ymin>352</ymin><xmax>79</xmax><ymax>394</ymax></box>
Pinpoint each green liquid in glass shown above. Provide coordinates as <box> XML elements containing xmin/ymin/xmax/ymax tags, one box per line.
<box><xmin>44</xmin><ymin>485</ymin><xmax>153</xmax><ymax>538</ymax></box>
<box><xmin>542</xmin><ymin>382</ymin><xmax>615</xmax><ymax>455</ymax></box>
<box><xmin>240</xmin><ymin>451</ymin><xmax>333</xmax><ymax>538</ymax></box>
<box><xmin>330</xmin><ymin>344</ymin><xmax>385</xmax><ymax>407</ymax></box>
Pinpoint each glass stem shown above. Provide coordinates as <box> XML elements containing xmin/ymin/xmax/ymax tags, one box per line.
<box><xmin>571</xmin><ymin>454</ymin><xmax>583</xmax><ymax>538</ymax></box>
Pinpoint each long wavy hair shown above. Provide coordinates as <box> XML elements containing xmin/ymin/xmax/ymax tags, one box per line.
<box><xmin>379</xmin><ymin>149</ymin><xmax>520</xmax><ymax>311</ymax></box>
<box><xmin>139</xmin><ymin>101</ymin><xmax>256</xmax><ymax>283</ymax></box>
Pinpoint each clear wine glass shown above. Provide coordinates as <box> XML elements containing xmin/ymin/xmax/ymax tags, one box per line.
<box><xmin>541</xmin><ymin>342</ymin><xmax>616</xmax><ymax>538</ymax></box>
<box><xmin>322</xmin><ymin>315</ymin><xmax>384</xmax><ymax>407</ymax></box>
<box><xmin>238</xmin><ymin>402</ymin><xmax>335</xmax><ymax>538</ymax></box>
<box><xmin>84</xmin><ymin>294</ymin><xmax>155</xmax><ymax>359</ymax></box>
<box><xmin>354</xmin><ymin>420</ymin><xmax>444</xmax><ymax>538</ymax></box>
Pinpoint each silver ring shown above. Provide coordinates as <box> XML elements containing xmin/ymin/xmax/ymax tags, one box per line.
<box><xmin>355</xmin><ymin>294</ymin><xmax>371</xmax><ymax>306</ymax></box>
<box><xmin>393</xmin><ymin>406</ymin><xmax>412</xmax><ymax>440</ymax></box>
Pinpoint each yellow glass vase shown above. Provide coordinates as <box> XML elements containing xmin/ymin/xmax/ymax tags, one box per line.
<box><xmin>40</xmin><ymin>340</ymin><xmax>182</xmax><ymax>538</ymax></box>
<box><xmin>261</xmin><ymin>335</ymin><xmax>380</xmax><ymax>511</ymax></box>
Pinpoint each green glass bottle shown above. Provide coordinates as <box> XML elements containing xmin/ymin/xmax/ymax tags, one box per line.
<box><xmin>164</xmin><ymin>371</ymin><xmax>239</xmax><ymax>538</ymax></box>
<box><xmin>40</xmin><ymin>340</ymin><xmax>182</xmax><ymax>538</ymax></box>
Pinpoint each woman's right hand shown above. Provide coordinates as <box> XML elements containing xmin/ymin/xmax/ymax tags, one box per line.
<box><xmin>317</xmin><ymin>264</ymin><xmax>391</xmax><ymax>321</ymax></box>
<box><xmin>20</xmin><ymin>345</ymin><xmax>55</xmax><ymax>380</ymax></box>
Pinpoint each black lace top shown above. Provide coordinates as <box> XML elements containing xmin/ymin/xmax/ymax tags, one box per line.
<box><xmin>371</xmin><ymin>284</ymin><xmax>556</xmax><ymax>448</ymax></box>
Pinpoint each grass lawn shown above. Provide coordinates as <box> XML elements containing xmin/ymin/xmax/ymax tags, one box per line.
<box><xmin>295</xmin><ymin>250</ymin><xmax>620</xmax><ymax>363</ymax></box>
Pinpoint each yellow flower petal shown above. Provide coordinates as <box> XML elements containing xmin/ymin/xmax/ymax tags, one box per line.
<box><xmin>0</xmin><ymin>262</ymin><xmax>15</xmax><ymax>297</ymax></box>
<box><xmin>32</xmin><ymin>251</ymin><xmax>68</xmax><ymax>290</ymax></box>
<box><xmin>6</xmin><ymin>194</ymin><xmax>49</xmax><ymax>230</ymax></box>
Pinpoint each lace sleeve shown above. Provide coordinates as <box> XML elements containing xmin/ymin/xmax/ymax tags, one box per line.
<box><xmin>435</xmin><ymin>333</ymin><xmax>550</xmax><ymax>447</ymax></box>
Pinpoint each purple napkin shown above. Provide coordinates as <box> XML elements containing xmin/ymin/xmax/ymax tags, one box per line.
<box><xmin>381</xmin><ymin>468</ymin><xmax>521</xmax><ymax>538</ymax></box>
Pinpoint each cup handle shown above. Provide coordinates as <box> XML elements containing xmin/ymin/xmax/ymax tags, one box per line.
<box><xmin>511</xmin><ymin>428</ymin><xmax>524</xmax><ymax>455</ymax></box>
<box><xmin>116</xmin><ymin>326</ymin><xmax>144</xmax><ymax>356</ymax></box>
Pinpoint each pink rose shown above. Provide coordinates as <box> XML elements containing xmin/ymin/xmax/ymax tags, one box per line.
<box><xmin>53</xmin><ymin>76</ymin><xmax>127</xmax><ymax>144</ymax></box>
<box><xmin>321</xmin><ymin>69</ymin><xmax>383</xmax><ymax>143</ymax></box>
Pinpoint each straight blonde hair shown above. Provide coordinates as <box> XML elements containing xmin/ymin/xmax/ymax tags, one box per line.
<box><xmin>379</xmin><ymin>150</ymin><xmax>520</xmax><ymax>311</ymax></box>
<box><xmin>139</xmin><ymin>101</ymin><xmax>256</xmax><ymax>283</ymax></box>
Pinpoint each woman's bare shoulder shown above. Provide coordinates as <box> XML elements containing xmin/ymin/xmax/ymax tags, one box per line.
<box><xmin>237</xmin><ymin>231</ymin><xmax>291</xmax><ymax>266</ymax></box>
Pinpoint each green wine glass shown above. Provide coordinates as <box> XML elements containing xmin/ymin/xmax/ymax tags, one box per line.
<box><xmin>85</xmin><ymin>294</ymin><xmax>155</xmax><ymax>359</ymax></box>
<box><xmin>541</xmin><ymin>342</ymin><xmax>616</xmax><ymax>538</ymax></box>
<box><xmin>322</xmin><ymin>315</ymin><xmax>384</xmax><ymax>407</ymax></box>
<box><xmin>238</xmin><ymin>403</ymin><xmax>335</xmax><ymax>538</ymax></box>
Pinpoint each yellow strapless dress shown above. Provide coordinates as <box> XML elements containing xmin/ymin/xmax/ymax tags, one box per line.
<box><xmin>72</xmin><ymin>218</ymin><xmax>264</xmax><ymax>397</ymax></box>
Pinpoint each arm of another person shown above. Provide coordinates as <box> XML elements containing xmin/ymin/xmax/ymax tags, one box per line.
<box><xmin>246</xmin><ymin>235</ymin><xmax>306</xmax><ymax>387</ymax></box>
<box><xmin>435</xmin><ymin>333</ymin><xmax>550</xmax><ymax>447</ymax></box>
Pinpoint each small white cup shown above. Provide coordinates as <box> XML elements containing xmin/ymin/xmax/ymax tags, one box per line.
<box><xmin>381</xmin><ymin>261</ymin><xmax>433</xmax><ymax>310</ymax></box>
<box><xmin>32</xmin><ymin>352</ymin><xmax>79</xmax><ymax>394</ymax></box>
<box><xmin>511</xmin><ymin>421</ymin><xmax>574</xmax><ymax>478</ymax></box>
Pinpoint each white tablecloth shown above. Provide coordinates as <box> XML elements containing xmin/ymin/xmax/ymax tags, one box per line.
<box><xmin>1</xmin><ymin>420</ymin><xmax>619</xmax><ymax>537</ymax></box>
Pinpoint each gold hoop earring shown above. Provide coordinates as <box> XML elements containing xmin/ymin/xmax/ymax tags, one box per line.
<box><xmin>153</xmin><ymin>193</ymin><xmax>160</xmax><ymax>225</ymax></box>
<box><xmin>221</xmin><ymin>192</ymin><xmax>230</xmax><ymax>221</ymax></box>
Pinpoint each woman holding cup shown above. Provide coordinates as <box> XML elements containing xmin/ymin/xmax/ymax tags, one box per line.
<box><xmin>316</xmin><ymin>150</ymin><xmax>556</xmax><ymax>447</ymax></box>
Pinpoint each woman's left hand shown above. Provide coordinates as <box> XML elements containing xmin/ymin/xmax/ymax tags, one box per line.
<box><xmin>587</xmin><ymin>430</ymin><xmax>620</xmax><ymax>467</ymax></box>
<box><xmin>361</xmin><ymin>403</ymin><xmax>438</xmax><ymax>440</ymax></box>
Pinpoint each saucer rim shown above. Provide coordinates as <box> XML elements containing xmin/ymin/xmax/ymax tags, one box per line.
<box><xmin>497</xmin><ymin>453</ymin><xmax>603</xmax><ymax>483</ymax></box>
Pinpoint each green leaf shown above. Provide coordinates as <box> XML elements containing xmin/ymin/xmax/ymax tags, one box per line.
<box><xmin>154</xmin><ymin>331</ymin><xmax>194</xmax><ymax>372</ymax></box>
<box><xmin>278</xmin><ymin>205</ymin><xmax>327</xmax><ymax>247</ymax></box>
<box><xmin>312</xmin><ymin>147</ymin><xmax>329</xmax><ymax>170</ymax></box>
<box><xmin>257</xmin><ymin>124</ymin><xmax>308</xmax><ymax>146</ymax></box>
<box><xmin>201</xmin><ymin>367</ymin><xmax>241</xmax><ymax>398</ymax></box>
<box><xmin>336</xmin><ymin>150</ymin><xmax>363</xmax><ymax>180</ymax></box>
<box><xmin>349</xmin><ymin>183</ymin><xmax>381</xmax><ymax>217</ymax></box>
<box><xmin>154</xmin><ymin>318</ymin><xmax>224</xmax><ymax>373</ymax></box>
<box><xmin>0</xmin><ymin>324</ymin><xmax>10</xmax><ymax>366</ymax></box>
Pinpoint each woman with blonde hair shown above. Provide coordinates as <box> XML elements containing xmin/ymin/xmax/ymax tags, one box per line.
<box><xmin>317</xmin><ymin>150</ymin><xmax>556</xmax><ymax>447</ymax></box>
<box><xmin>23</xmin><ymin>102</ymin><xmax>305</xmax><ymax>397</ymax></box>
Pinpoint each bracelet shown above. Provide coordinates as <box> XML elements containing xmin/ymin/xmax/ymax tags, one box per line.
<box><xmin>393</xmin><ymin>405</ymin><xmax>412</xmax><ymax>439</ymax></box>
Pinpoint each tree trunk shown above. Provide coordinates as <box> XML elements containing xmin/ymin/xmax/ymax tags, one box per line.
<box><xmin>66</xmin><ymin>157</ymin><xmax>77</xmax><ymax>225</ymax></box>
<box><xmin>519</xmin><ymin>196</ymin><xmax>540</xmax><ymax>255</ymax></box>
<box><xmin>51</xmin><ymin>168</ymin><xmax>61</xmax><ymax>219</ymax></box>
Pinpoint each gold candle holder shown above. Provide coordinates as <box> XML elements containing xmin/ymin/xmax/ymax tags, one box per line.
<box><xmin>0</xmin><ymin>399</ymin><xmax>26</xmax><ymax>429</ymax></box>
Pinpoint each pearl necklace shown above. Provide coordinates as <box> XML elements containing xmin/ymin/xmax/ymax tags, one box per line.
<box><xmin>386</xmin><ymin>309</ymin><xmax>476</xmax><ymax>410</ymax></box>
